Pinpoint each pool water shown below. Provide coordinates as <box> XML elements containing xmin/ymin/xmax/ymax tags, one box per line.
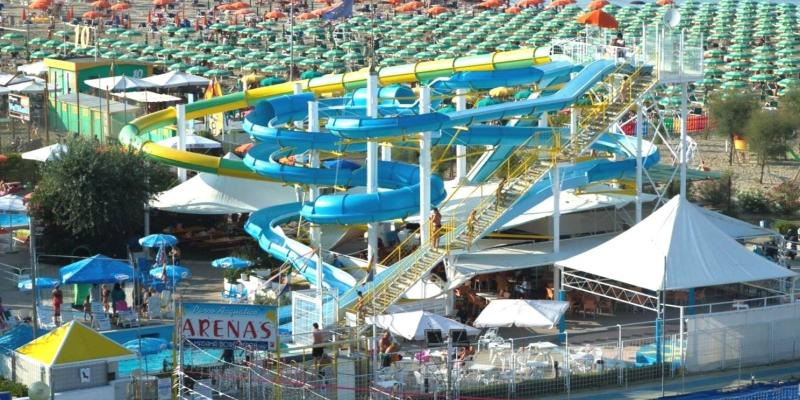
<box><xmin>103</xmin><ymin>324</ymin><xmax>226</xmax><ymax>377</ymax></box>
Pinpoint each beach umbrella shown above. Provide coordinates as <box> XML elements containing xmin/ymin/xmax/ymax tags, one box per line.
<box><xmin>777</xmin><ymin>78</ymin><xmax>800</xmax><ymax>88</ymax></box>
<box><xmin>204</xmin><ymin>69</ymin><xmax>232</xmax><ymax>77</ymax></box>
<box><xmin>211</xmin><ymin>257</ymin><xmax>253</xmax><ymax>269</ymax></box>
<box><xmin>722</xmin><ymin>71</ymin><xmax>749</xmax><ymax>80</ymax></box>
<box><xmin>261</xmin><ymin>64</ymin><xmax>287</xmax><ymax>73</ymax></box>
<box><xmin>60</xmin><ymin>254</ymin><xmax>134</xmax><ymax>284</ymax></box>
<box><xmin>139</xmin><ymin>234</ymin><xmax>178</xmax><ymax>248</ymax></box>
<box><xmin>694</xmin><ymin>78</ymin><xmax>721</xmax><ymax>87</ymax></box>
<box><xmin>149</xmin><ymin>265</ymin><xmax>192</xmax><ymax>281</ymax></box>
<box><xmin>123</xmin><ymin>338</ymin><xmax>169</xmax><ymax>356</ymax></box>
<box><xmin>749</xmin><ymin>63</ymin><xmax>772</xmax><ymax>73</ymax></box>
<box><xmin>749</xmin><ymin>74</ymin><xmax>776</xmax><ymax>83</ymax></box>
<box><xmin>225</xmin><ymin>60</ymin><xmax>246</xmax><ymax>69</ymax></box>
<box><xmin>260</xmin><ymin>76</ymin><xmax>287</xmax><ymax>86</ymax></box>
<box><xmin>137</xmin><ymin>55</ymin><xmax>158</xmax><ymax>63</ymax></box>
<box><xmin>1</xmin><ymin>32</ymin><xmax>24</xmax><ymax>40</ymax></box>
<box><xmin>17</xmin><ymin>277</ymin><xmax>60</xmax><ymax>291</ymax></box>
<box><xmin>300</xmin><ymin>70</ymin><xmax>323</xmax><ymax>79</ymax></box>
<box><xmin>720</xmin><ymin>81</ymin><xmax>748</xmax><ymax>90</ymax></box>
<box><xmin>110</xmin><ymin>2</ymin><xmax>130</xmax><ymax>11</ymax></box>
<box><xmin>728</xmin><ymin>61</ymin><xmax>751</xmax><ymax>69</ymax></box>
<box><xmin>82</xmin><ymin>11</ymin><xmax>104</xmax><ymax>19</ymax></box>
<box><xmin>777</xmin><ymin>58</ymin><xmax>800</xmax><ymax>67</ymax></box>
<box><xmin>775</xmin><ymin>67</ymin><xmax>800</xmax><ymax>76</ymax></box>
<box><xmin>168</xmin><ymin>62</ymin><xmax>190</xmax><ymax>71</ymax></box>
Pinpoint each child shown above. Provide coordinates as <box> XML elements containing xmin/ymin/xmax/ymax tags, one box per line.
<box><xmin>83</xmin><ymin>295</ymin><xmax>92</xmax><ymax>322</ymax></box>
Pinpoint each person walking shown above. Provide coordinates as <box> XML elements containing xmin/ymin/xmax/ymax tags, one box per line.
<box><xmin>466</xmin><ymin>209</ymin><xmax>478</xmax><ymax>251</ymax></box>
<box><xmin>51</xmin><ymin>284</ymin><xmax>63</xmax><ymax>326</ymax></box>
<box><xmin>430</xmin><ymin>207</ymin><xmax>442</xmax><ymax>250</ymax></box>
<box><xmin>312</xmin><ymin>323</ymin><xmax>325</xmax><ymax>371</ymax></box>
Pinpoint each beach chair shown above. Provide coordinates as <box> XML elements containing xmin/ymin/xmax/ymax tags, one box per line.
<box><xmin>146</xmin><ymin>296</ymin><xmax>162</xmax><ymax>320</ymax></box>
<box><xmin>118</xmin><ymin>310</ymin><xmax>140</xmax><ymax>328</ymax></box>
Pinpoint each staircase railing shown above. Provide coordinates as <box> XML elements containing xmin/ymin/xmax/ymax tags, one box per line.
<box><xmin>347</xmin><ymin>64</ymin><xmax>658</xmax><ymax>320</ymax></box>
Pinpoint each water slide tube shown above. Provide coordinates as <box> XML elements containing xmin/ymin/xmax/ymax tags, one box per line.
<box><xmin>118</xmin><ymin>48</ymin><xmax>555</xmax><ymax>179</ymax></box>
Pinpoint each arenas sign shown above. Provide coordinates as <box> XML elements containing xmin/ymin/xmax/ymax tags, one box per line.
<box><xmin>181</xmin><ymin>303</ymin><xmax>277</xmax><ymax>350</ymax></box>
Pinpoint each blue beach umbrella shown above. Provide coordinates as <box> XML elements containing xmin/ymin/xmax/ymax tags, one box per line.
<box><xmin>149</xmin><ymin>265</ymin><xmax>192</xmax><ymax>281</ymax></box>
<box><xmin>123</xmin><ymin>338</ymin><xmax>170</xmax><ymax>355</ymax></box>
<box><xmin>211</xmin><ymin>257</ymin><xmax>253</xmax><ymax>269</ymax></box>
<box><xmin>60</xmin><ymin>254</ymin><xmax>134</xmax><ymax>284</ymax></box>
<box><xmin>138</xmin><ymin>234</ymin><xmax>178</xmax><ymax>248</ymax></box>
<box><xmin>17</xmin><ymin>277</ymin><xmax>60</xmax><ymax>291</ymax></box>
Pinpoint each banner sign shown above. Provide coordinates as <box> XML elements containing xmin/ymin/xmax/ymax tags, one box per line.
<box><xmin>8</xmin><ymin>94</ymin><xmax>30</xmax><ymax>122</ymax></box>
<box><xmin>181</xmin><ymin>303</ymin><xmax>277</xmax><ymax>350</ymax></box>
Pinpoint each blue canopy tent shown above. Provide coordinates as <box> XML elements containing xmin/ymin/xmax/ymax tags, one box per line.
<box><xmin>60</xmin><ymin>254</ymin><xmax>134</xmax><ymax>284</ymax></box>
<box><xmin>149</xmin><ymin>265</ymin><xmax>192</xmax><ymax>281</ymax></box>
<box><xmin>17</xmin><ymin>277</ymin><xmax>59</xmax><ymax>291</ymax></box>
<box><xmin>138</xmin><ymin>234</ymin><xmax>178</xmax><ymax>248</ymax></box>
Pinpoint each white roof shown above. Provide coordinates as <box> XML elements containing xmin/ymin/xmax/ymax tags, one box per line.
<box><xmin>502</xmin><ymin>187</ymin><xmax>657</xmax><ymax>228</ymax></box>
<box><xmin>557</xmin><ymin>196</ymin><xmax>797</xmax><ymax>291</ymax></box>
<box><xmin>142</xmin><ymin>71</ymin><xmax>210</xmax><ymax>88</ymax></box>
<box><xmin>84</xmin><ymin>76</ymin><xmax>156</xmax><ymax>92</ymax></box>
<box><xmin>0</xmin><ymin>80</ymin><xmax>53</xmax><ymax>94</ymax></box>
<box><xmin>474</xmin><ymin>299</ymin><xmax>570</xmax><ymax>329</ymax></box>
<box><xmin>447</xmin><ymin>233</ymin><xmax>616</xmax><ymax>290</ymax></box>
<box><xmin>150</xmin><ymin>171</ymin><xmax>297</xmax><ymax>214</ymax></box>
<box><xmin>111</xmin><ymin>90</ymin><xmax>182</xmax><ymax>103</ymax></box>
<box><xmin>696</xmin><ymin>206</ymin><xmax>778</xmax><ymax>239</ymax></box>
<box><xmin>156</xmin><ymin>134</ymin><xmax>221</xmax><ymax>149</ymax></box>
<box><xmin>0</xmin><ymin>74</ymin><xmax>33</xmax><ymax>86</ymax></box>
<box><xmin>17</xmin><ymin>61</ymin><xmax>47</xmax><ymax>76</ymax></box>
<box><xmin>365</xmin><ymin>310</ymin><xmax>480</xmax><ymax>341</ymax></box>
<box><xmin>21</xmin><ymin>143</ymin><xmax>67</xmax><ymax>162</ymax></box>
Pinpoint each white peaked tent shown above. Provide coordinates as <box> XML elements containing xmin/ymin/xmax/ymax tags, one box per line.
<box><xmin>84</xmin><ymin>76</ymin><xmax>156</xmax><ymax>92</ymax></box>
<box><xmin>557</xmin><ymin>196</ymin><xmax>797</xmax><ymax>292</ymax></box>
<box><xmin>21</xmin><ymin>143</ymin><xmax>68</xmax><ymax>162</ymax></box>
<box><xmin>151</xmin><ymin>171</ymin><xmax>296</xmax><ymax>214</ymax></box>
<box><xmin>474</xmin><ymin>300</ymin><xmax>570</xmax><ymax>329</ymax></box>
<box><xmin>366</xmin><ymin>311</ymin><xmax>480</xmax><ymax>341</ymax></box>
<box><xmin>156</xmin><ymin>134</ymin><xmax>222</xmax><ymax>149</ymax></box>
<box><xmin>143</xmin><ymin>71</ymin><xmax>210</xmax><ymax>88</ymax></box>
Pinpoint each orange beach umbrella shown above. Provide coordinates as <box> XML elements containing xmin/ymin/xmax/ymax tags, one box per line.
<box><xmin>576</xmin><ymin>9</ymin><xmax>618</xmax><ymax>29</ymax></box>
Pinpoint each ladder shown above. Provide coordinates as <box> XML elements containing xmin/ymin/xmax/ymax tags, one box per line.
<box><xmin>347</xmin><ymin>65</ymin><xmax>657</xmax><ymax>323</ymax></box>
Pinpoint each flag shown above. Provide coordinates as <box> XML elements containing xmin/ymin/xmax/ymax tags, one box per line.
<box><xmin>321</xmin><ymin>0</ymin><xmax>353</xmax><ymax>20</ymax></box>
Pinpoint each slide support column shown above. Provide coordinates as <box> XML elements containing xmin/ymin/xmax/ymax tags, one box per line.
<box><xmin>679</xmin><ymin>82</ymin><xmax>688</xmax><ymax>199</ymax></box>
<box><xmin>419</xmin><ymin>86</ymin><xmax>432</xmax><ymax>247</ymax></box>
<box><xmin>455</xmin><ymin>88</ymin><xmax>467</xmax><ymax>182</ymax></box>
<box><xmin>366</xmin><ymin>74</ymin><xmax>379</xmax><ymax>262</ymax></box>
<box><xmin>635</xmin><ymin>100</ymin><xmax>644</xmax><ymax>223</ymax></box>
<box><xmin>176</xmin><ymin>104</ymin><xmax>187</xmax><ymax>182</ymax></box>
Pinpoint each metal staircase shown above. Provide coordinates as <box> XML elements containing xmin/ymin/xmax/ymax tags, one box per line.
<box><xmin>346</xmin><ymin>64</ymin><xmax>657</xmax><ymax>324</ymax></box>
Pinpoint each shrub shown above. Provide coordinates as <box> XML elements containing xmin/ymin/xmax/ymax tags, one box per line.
<box><xmin>692</xmin><ymin>171</ymin><xmax>734</xmax><ymax>215</ymax></box>
<box><xmin>0</xmin><ymin>378</ymin><xmax>28</xmax><ymax>397</ymax></box>
<box><xmin>767</xmin><ymin>182</ymin><xmax>800</xmax><ymax>216</ymax></box>
<box><xmin>736</xmin><ymin>189</ymin><xmax>770</xmax><ymax>214</ymax></box>
<box><xmin>773</xmin><ymin>220</ymin><xmax>799</xmax><ymax>236</ymax></box>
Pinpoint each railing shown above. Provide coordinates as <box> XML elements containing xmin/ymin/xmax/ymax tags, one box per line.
<box><xmin>0</xmin><ymin>261</ymin><xmax>30</xmax><ymax>283</ymax></box>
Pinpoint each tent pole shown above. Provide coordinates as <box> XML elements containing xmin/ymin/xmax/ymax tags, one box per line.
<box><xmin>366</xmin><ymin>73</ymin><xmax>379</xmax><ymax>262</ymax></box>
<box><xmin>454</xmin><ymin>88</ymin><xmax>467</xmax><ymax>182</ymax></box>
<box><xmin>176</xmin><ymin>104</ymin><xmax>187</xmax><ymax>182</ymax></box>
<box><xmin>635</xmin><ymin>100</ymin><xmax>644</xmax><ymax>223</ymax></box>
<box><xmin>556</xmin><ymin>266</ymin><xmax>565</xmax><ymax>342</ymax></box>
<box><xmin>679</xmin><ymin>82</ymin><xmax>688</xmax><ymax>199</ymax></box>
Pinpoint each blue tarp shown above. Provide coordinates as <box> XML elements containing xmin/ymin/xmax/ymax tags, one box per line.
<box><xmin>60</xmin><ymin>254</ymin><xmax>135</xmax><ymax>284</ymax></box>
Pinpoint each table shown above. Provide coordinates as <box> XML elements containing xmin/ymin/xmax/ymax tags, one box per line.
<box><xmin>469</xmin><ymin>363</ymin><xmax>497</xmax><ymax>372</ymax></box>
<box><xmin>528</xmin><ymin>341</ymin><xmax>558</xmax><ymax>351</ymax></box>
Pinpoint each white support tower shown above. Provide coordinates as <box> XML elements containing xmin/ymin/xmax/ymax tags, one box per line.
<box><xmin>419</xmin><ymin>86</ymin><xmax>432</xmax><ymax>246</ymax></box>
<box><xmin>366</xmin><ymin>74</ymin><xmax>379</xmax><ymax>262</ymax></box>
<box><xmin>176</xmin><ymin>104</ymin><xmax>187</xmax><ymax>182</ymax></box>
<box><xmin>454</xmin><ymin>88</ymin><xmax>467</xmax><ymax>182</ymax></box>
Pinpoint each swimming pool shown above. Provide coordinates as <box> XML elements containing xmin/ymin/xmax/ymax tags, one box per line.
<box><xmin>103</xmin><ymin>325</ymin><xmax>226</xmax><ymax>377</ymax></box>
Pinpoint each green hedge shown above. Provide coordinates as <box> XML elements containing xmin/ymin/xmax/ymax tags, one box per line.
<box><xmin>0</xmin><ymin>378</ymin><xmax>28</xmax><ymax>397</ymax></box>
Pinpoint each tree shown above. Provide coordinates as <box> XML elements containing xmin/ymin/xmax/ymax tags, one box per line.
<box><xmin>778</xmin><ymin>87</ymin><xmax>800</xmax><ymax>131</ymax></box>
<box><xmin>28</xmin><ymin>138</ymin><xmax>174</xmax><ymax>256</ymax></box>
<box><xmin>746</xmin><ymin>110</ymin><xmax>795</xmax><ymax>183</ymax></box>
<box><xmin>706</xmin><ymin>90</ymin><xmax>760</xmax><ymax>165</ymax></box>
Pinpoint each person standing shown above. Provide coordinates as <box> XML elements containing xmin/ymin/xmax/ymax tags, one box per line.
<box><xmin>101</xmin><ymin>284</ymin><xmax>110</xmax><ymax>314</ymax></box>
<box><xmin>111</xmin><ymin>283</ymin><xmax>125</xmax><ymax>314</ymax></box>
<box><xmin>51</xmin><ymin>285</ymin><xmax>63</xmax><ymax>326</ymax></box>
<box><xmin>312</xmin><ymin>323</ymin><xmax>325</xmax><ymax>371</ymax></box>
<box><xmin>430</xmin><ymin>207</ymin><xmax>442</xmax><ymax>250</ymax></box>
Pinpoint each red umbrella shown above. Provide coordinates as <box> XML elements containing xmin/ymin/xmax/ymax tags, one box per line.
<box><xmin>576</xmin><ymin>9</ymin><xmax>618</xmax><ymax>29</ymax></box>
<box><xmin>29</xmin><ymin>1</ymin><xmax>50</xmax><ymax>10</ymax></box>
<box><xmin>110</xmin><ymin>2</ymin><xmax>130</xmax><ymax>10</ymax></box>
<box><xmin>229</xmin><ymin>1</ymin><xmax>249</xmax><ymax>8</ymax></box>
<box><xmin>83</xmin><ymin>10</ymin><xmax>104</xmax><ymax>18</ymax></box>
<box><xmin>152</xmin><ymin>0</ymin><xmax>173</xmax><ymax>6</ymax></box>
<box><xmin>505</xmin><ymin>5</ymin><xmax>521</xmax><ymax>13</ymax></box>
<box><xmin>517</xmin><ymin>0</ymin><xmax>543</xmax><ymax>6</ymax></box>
<box><xmin>234</xmin><ymin>8</ymin><xmax>253</xmax><ymax>14</ymax></box>
<box><xmin>296</xmin><ymin>12</ymin><xmax>318</xmax><ymax>20</ymax></box>
<box><xmin>426</xmin><ymin>5</ymin><xmax>448</xmax><ymax>15</ymax></box>
<box><xmin>656</xmin><ymin>0</ymin><xmax>673</xmax><ymax>5</ymax></box>
<box><xmin>385</xmin><ymin>0</ymin><xmax>402</xmax><ymax>4</ymax></box>
<box><xmin>265</xmin><ymin>10</ymin><xmax>285</xmax><ymax>19</ymax></box>
<box><xmin>587</xmin><ymin>0</ymin><xmax>608</xmax><ymax>10</ymax></box>
<box><xmin>546</xmin><ymin>0</ymin><xmax>574</xmax><ymax>9</ymax></box>
<box><xmin>91</xmin><ymin>0</ymin><xmax>111</xmax><ymax>9</ymax></box>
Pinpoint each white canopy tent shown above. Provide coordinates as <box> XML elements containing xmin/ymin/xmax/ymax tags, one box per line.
<box><xmin>17</xmin><ymin>61</ymin><xmax>47</xmax><ymax>76</ymax></box>
<box><xmin>111</xmin><ymin>91</ymin><xmax>182</xmax><ymax>103</ymax></box>
<box><xmin>446</xmin><ymin>233</ymin><xmax>616</xmax><ymax>290</ymax></box>
<box><xmin>557</xmin><ymin>196</ymin><xmax>797</xmax><ymax>292</ymax></box>
<box><xmin>156</xmin><ymin>134</ymin><xmax>221</xmax><ymax>150</ymax></box>
<box><xmin>366</xmin><ymin>310</ymin><xmax>480</xmax><ymax>341</ymax></box>
<box><xmin>21</xmin><ymin>143</ymin><xmax>67</xmax><ymax>162</ymax></box>
<box><xmin>474</xmin><ymin>299</ymin><xmax>570</xmax><ymax>329</ymax></box>
<box><xmin>150</xmin><ymin>172</ymin><xmax>296</xmax><ymax>214</ymax></box>
<box><xmin>142</xmin><ymin>71</ymin><xmax>210</xmax><ymax>88</ymax></box>
<box><xmin>84</xmin><ymin>76</ymin><xmax>156</xmax><ymax>92</ymax></box>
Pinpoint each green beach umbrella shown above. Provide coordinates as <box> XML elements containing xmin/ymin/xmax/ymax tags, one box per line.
<box><xmin>749</xmin><ymin>74</ymin><xmax>776</xmax><ymax>83</ymax></box>
<box><xmin>185</xmin><ymin>66</ymin><xmax>210</xmax><ymax>75</ymax></box>
<box><xmin>243</xmin><ymin>62</ymin><xmax>265</xmax><ymax>70</ymax></box>
<box><xmin>723</xmin><ymin>70</ymin><xmax>750</xmax><ymax>80</ymax></box>
<box><xmin>168</xmin><ymin>62</ymin><xmax>190</xmax><ymax>71</ymax></box>
<box><xmin>225</xmin><ymin>60</ymin><xmax>246</xmax><ymax>69</ymax></box>
<box><xmin>777</xmin><ymin>78</ymin><xmax>800</xmax><ymax>88</ymax></box>
<box><xmin>120</xmin><ymin>30</ymin><xmax>143</xmax><ymax>37</ymax></box>
<box><xmin>262</xmin><ymin>64</ymin><xmax>287</xmax><ymax>73</ymax></box>
<box><xmin>720</xmin><ymin>81</ymin><xmax>749</xmax><ymax>90</ymax></box>
<box><xmin>777</xmin><ymin>58</ymin><xmax>800</xmax><ymax>67</ymax></box>
<box><xmin>775</xmin><ymin>67</ymin><xmax>800</xmax><ymax>75</ymax></box>
<box><xmin>1</xmin><ymin>32</ymin><xmax>24</xmax><ymax>40</ymax></box>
